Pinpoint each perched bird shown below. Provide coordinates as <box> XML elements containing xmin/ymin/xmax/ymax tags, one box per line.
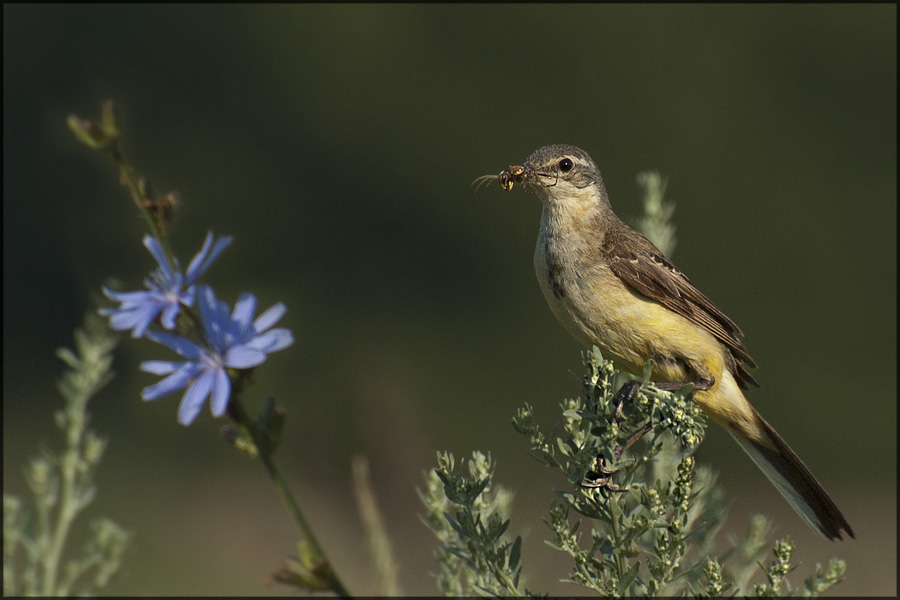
<box><xmin>482</xmin><ymin>144</ymin><xmax>853</xmax><ymax>541</ymax></box>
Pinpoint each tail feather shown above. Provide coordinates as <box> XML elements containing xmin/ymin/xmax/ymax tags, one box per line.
<box><xmin>729</xmin><ymin>407</ymin><xmax>854</xmax><ymax>541</ymax></box>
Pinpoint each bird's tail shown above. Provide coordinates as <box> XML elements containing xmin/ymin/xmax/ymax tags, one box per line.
<box><xmin>726</xmin><ymin>405</ymin><xmax>854</xmax><ymax>541</ymax></box>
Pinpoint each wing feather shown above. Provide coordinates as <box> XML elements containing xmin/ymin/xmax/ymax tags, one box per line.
<box><xmin>602</xmin><ymin>223</ymin><xmax>759</xmax><ymax>388</ymax></box>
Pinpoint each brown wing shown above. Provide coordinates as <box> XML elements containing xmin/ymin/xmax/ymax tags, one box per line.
<box><xmin>602</xmin><ymin>222</ymin><xmax>759</xmax><ymax>389</ymax></box>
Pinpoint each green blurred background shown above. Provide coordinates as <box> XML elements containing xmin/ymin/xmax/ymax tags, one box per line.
<box><xmin>3</xmin><ymin>4</ymin><xmax>896</xmax><ymax>596</ymax></box>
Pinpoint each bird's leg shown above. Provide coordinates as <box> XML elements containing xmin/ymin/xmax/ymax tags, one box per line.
<box><xmin>614</xmin><ymin>423</ymin><xmax>653</xmax><ymax>460</ymax></box>
<box><xmin>607</xmin><ymin>377</ymin><xmax>712</xmax><ymax>458</ymax></box>
<box><xmin>583</xmin><ymin>379</ymin><xmax>646</xmax><ymax>491</ymax></box>
<box><xmin>584</xmin><ymin>374</ymin><xmax>710</xmax><ymax>490</ymax></box>
<box><xmin>610</xmin><ymin>380</ymin><xmax>640</xmax><ymax>420</ymax></box>
<box><xmin>582</xmin><ymin>454</ymin><xmax>627</xmax><ymax>492</ymax></box>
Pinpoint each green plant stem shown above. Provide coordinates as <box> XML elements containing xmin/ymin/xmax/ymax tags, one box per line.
<box><xmin>228</xmin><ymin>395</ymin><xmax>351</xmax><ymax>597</ymax></box>
<box><xmin>40</xmin><ymin>462</ymin><xmax>75</xmax><ymax>596</ymax></box>
<box><xmin>39</xmin><ymin>387</ymin><xmax>87</xmax><ymax>594</ymax></box>
<box><xmin>107</xmin><ymin>145</ymin><xmax>177</xmax><ymax>271</ymax></box>
<box><xmin>494</xmin><ymin>567</ymin><xmax>520</xmax><ymax>595</ymax></box>
<box><xmin>607</xmin><ymin>499</ymin><xmax>631</xmax><ymax>595</ymax></box>
<box><xmin>106</xmin><ymin>143</ymin><xmax>211</xmax><ymax>338</ymax></box>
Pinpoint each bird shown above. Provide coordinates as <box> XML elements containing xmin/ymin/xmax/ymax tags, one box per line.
<box><xmin>481</xmin><ymin>143</ymin><xmax>853</xmax><ymax>541</ymax></box>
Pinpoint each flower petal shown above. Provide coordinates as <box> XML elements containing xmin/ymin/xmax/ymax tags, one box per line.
<box><xmin>177</xmin><ymin>369</ymin><xmax>215</xmax><ymax>425</ymax></box>
<box><xmin>224</xmin><ymin>345</ymin><xmax>267</xmax><ymax>369</ymax></box>
<box><xmin>143</xmin><ymin>235</ymin><xmax>177</xmax><ymax>282</ymax></box>
<box><xmin>140</xmin><ymin>360</ymin><xmax>182</xmax><ymax>375</ymax></box>
<box><xmin>197</xmin><ymin>286</ymin><xmax>230</xmax><ymax>350</ymax></box>
<box><xmin>246</xmin><ymin>328</ymin><xmax>294</xmax><ymax>353</ymax></box>
<box><xmin>159</xmin><ymin>300</ymin><xmax>180</xmax><ymax>330</ymax></box>
<box><xmin>185</xmin><ymin>232</ymin><xmax>233</xmax><ymax>286</ymax></box>
<box><xmin>102</xmin><ymin>303</ymin><xmax>162</xmax><ymax>338</ymax></box>
<box><xmin>102</xmin><ymin>287</ymin><xmax>154</xmax><ymax>303</ymax></box>
<box><xmin>145</xmin><ymin>330</ymin><xmax>203</xmax><ymax>359</ymax></box>
<box><xmin>184</xmin><ymin>231</ymin><xmax>213</xmax><ymax>284</ymax></box>
<box><xmin>141</xmin><ymin>363</ymin><xmax>199</xmax><ymax>400</ymax></box>
<box><xmin>208</xmin><ymin>368</ymin><xmax>232</xmax><ymax>417</ymax></box>
<box><xmin>253</xmin><ymin>302</ymin><xmax>287</xmax><ymax>333</ymax></box>
<box><xmin>230</xmin><ymin>293</ymin><xmax>258</xmax><ymax>339</ymax></box>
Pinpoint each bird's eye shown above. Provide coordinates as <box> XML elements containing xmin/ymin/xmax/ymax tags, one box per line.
<box><xmin>558</xmin><ymin>158</ymin><xmax>574</xmax><ymax>172</ymax></box>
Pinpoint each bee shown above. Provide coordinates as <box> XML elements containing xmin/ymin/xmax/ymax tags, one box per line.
<box><xmin>473</xmin><ymin>164</ymin><xmax>530</xmax><ymax>192</ymax></box>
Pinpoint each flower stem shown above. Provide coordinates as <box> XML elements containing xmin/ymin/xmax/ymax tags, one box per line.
<box><xmin>107</xmin><ymin>146</ymin><xmax>177</xmax><ymax>271</ymax></box>
<box><xmin>228</xmin><ymin>394</ymin><xmax>351</xmax><ymax>597</ymax></box>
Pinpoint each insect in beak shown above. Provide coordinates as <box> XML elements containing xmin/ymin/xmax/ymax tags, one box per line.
<box><xmin>472</xmin><ymin>164</ymin><xmax>531</xmax><ymax>192</ymax></box>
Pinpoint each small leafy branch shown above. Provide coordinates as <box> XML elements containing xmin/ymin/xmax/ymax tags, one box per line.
<box><xmin>4</xmin><ymin>312</ymin><xmax>131</xmax><ymax>596</ymax></box>
<box><xmin>513</xmin><ymin>349</ymin><xmax>716</xmax><ymax>595</ymax></box>
<box><xmin>419</xmin><ymin>451</ymin><xmax>526</xmax><ymax>596</ymax></box>
<box><xmin>424</xmin><ymin>350</ymin><xmax>847</xmax><ymax>596</ymax></box>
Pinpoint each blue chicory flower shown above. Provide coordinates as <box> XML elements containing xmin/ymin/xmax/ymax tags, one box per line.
<box><xmin>100</xmin><ymin>231</ymin><xmax>233</xmax><ymax>338</ymax></box>
<box><xmin>139</xmin><ymin>285</ymin><xmax>294</xmax><ymax>425</ymax></box>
